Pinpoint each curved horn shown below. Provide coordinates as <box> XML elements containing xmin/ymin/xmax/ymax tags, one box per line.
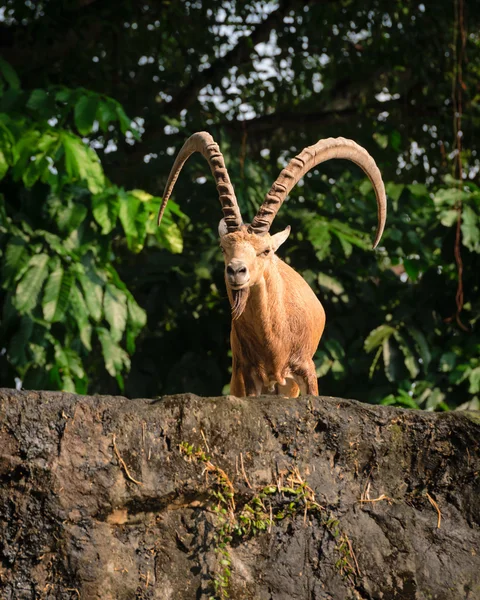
<box><xmin>249</xmin><ymin>137</ymin><xmax>387</xmax><ymax>248</ymax></box>
<box><xmin>157</xmin><ymin>131</ymin><xmax>243</xmax><ymax>232</ymax></box>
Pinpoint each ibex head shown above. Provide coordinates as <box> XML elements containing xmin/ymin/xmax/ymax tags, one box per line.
<box><xmin>158</xmin><ymin>131</ymin><xmax>387</xmax><ymax>319</ymax></box>
<box><xmin>217</xmin><ymin>222</ymin><xmax>290</xmax><ymax>289</ymax></box>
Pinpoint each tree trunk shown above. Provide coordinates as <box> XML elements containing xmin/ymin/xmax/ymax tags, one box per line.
<box><xmin>0</xmin><ymin>389</ymin><xmax>479</xmax><ymax>599</ymax></box>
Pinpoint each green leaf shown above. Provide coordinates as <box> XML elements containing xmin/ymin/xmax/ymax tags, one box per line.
<box><xmin>42</xmin><ymin>265</ymin><xmax>74</xmax><ymax>322</ymax></box>
<box><xmin>403</xmin><ymin>258</ymin><xmax>421</xmax><ymax>281</ymax></box>
<box><xmin>62</xmin><ymin>132</ymin><xmax>105</xmax><ymax>194</ymax></box>
<box><xmin>119</xmin><ymin>190</ymin><xmax>149</xmax><ymax>251</ymax></box>
<box><xmin>96</xmin><ymin>100</ymin><xmax>117</xmax><ymax>131</ymax></box>
<box><xmin>14</xmin><ymin>253</ymin><xmax>50</xmax><ymax>313</ymax></box>
<box><xmin>26</xmin><ymin>89</ymin><xmax>50</xmax><ymax>113</ymax></box>
<box><xmin>439</xmin><ymin>209</ymin><xmax>458</xmax><ymax>227</ymax></box>
<box><xmin>409</xmin><ymin>327</ymin><xmax>431</xmax><ymax>368</ymax></box>
<box><xmin>157</xmin><ymin>221</ymin><xmax>183</xmax><ymax>254</ymax></box>
<box><xmin>369</xmin><ymin>345</ymin><xmax>383</xmax><ymax>379</ymax></box>
<box><xmin>393</xmin><ymin>330</ymin><xmax>419</xmax><ymax>379</ymax></box>
<box><xmin>104</xmin><ymin>283</ymin><xmax>128</xmax><ymax>342</ymax></box>
<box><xmin>21</xmin><ymin>131</ymin><xmax>59</xmax><ymax>188</ymax></box>
<box><xmin>55</xmin><ymin>88</ymin><xmax>73</xmax><ymax>103</ymax></box>
<box><xmin>97</xmin><ymin>327</ymin><xmax>131</xmax><ymax>377</ymax></box>
<box><xmin>115</xmin><ymin>104</ymin><xmax>140</xmax><ymax>140</ymax></box>
<box><xmin>125</xmin><ymin>292</ymin><xmax>147</xmax><ymax>353</ymax></box>
<box><xmin>76</xmin><ymin>262</ymin><xmax>104</xmax><ymax>322</ymax></box>
<box><xmin>74</xmin><ymin>94</ymin><xmax>99</xmax><ymax>136</ymax></box>
<box><xmin>307</xmin><ymin>219</ymin><xmax>331</xmax><ymax>260</ymax></box>
<box><xmin>439</xmin><ymin>352</ymin><xmax>456</xmax><ymax>372</ymax></box>
<box><xmin>127</xmin><ymin>293</ymin><xmax>147</xmax><ymax>331</ymax></box>
<box><xmin>0</xmin><ymin>58</ymin><xmax>21</xmax><ymax>89</ymax></box>
<box><xmin>364</xmin><ymin>324</ymin><xmax>395</xmax><ymax>353</ymax></box>
<box><xmin>461</xmin><ymin>206</ymin><xmax>480</xmax><ymax>253</ymax></box>
<box><xmin>317</xmin><ymin>272</ymin><xmax>344</xmax><ymax>295</ymax></box>
<box><xmin>373</xmin><ymin>132</ymin><xmax>388</xmax><ymax>149</ymax></box>
<box><xmin>119</xmin><ymin>189</ymin><xmax>140</xmax><ymax>237</ymax></box>
<box><xmin>2</xmin><ymin>237</ymin><xmax>29</xmax><ymax>287</ymax></box>
<box><xmin>468</xmin><ymin>366</ymin><xmax>480</xmax><ymax>394</ymax></box>
<box><xmin>92</xmin><ymin>190</ymin><xmax>120</xmax><ymax>234</ymax></box>
<box><xmin>0</xmin><ymin>151</ymin><xmax>8</xmax><ymax>180</ymax></box>
<box><xmin>69</xmin><ymin>284</ymin><xmax>92</xmax><ymax>350</ymax></box>
<box><xmin>386</xmin><ymin>182</ymin><xmax>404</xmax><ymax>203</ymax></box>
<box><xmin>433</xmin><ymin>188</ymin><xmax>467</xmax><ymax>207</ymax></box>
<box><xmin>0</xmin><ymin>122</ymin><xmax>16</xmax><ymax>164</ymax></box>
<box><xmin>389</xmin><ymin>130</ymin><xmax>401</xmax><ymax>152</ymax></box>
<box><xmin>382</xmin><ymin>337</ymin><xmax>400</xmax><ymax>382</ymax></box>
<box><xmin>408</xmin><ymin>183</ymin><xmax>428</xmax><ymax>197</ymax></box>
<box><xmin>57</xmin><ymin>202</ymin><xmax>88</xmax><ymax>234</ymax></box>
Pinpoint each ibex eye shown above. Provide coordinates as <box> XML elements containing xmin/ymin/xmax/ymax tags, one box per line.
<box><xmin>261</xmin><ymin>249</ymin><xmax>270</xmax><ymax>256</ymax></box>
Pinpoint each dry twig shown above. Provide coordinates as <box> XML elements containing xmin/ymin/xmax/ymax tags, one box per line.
<box><xmin>358</xmin><ymin>493</ymin><xmax>392</xmax><ymax>504</ymax></box>
<box><xmin>426</xmin><ymin>492</ymin><xmax>442</xmax><ymax>529</ymax></box>
<box><xmin>239</xmin><ymin>452</ymin><xmax>252</xmax><ymax>489</ymax></box>
<box><xmin>112</xmin><ymin>433</ymin><xmax>143</xmax><ymax>486</ymax></box>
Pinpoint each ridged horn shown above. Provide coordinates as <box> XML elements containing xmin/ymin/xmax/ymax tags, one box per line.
<box><xmin>157</xmin><ymin>132</ymin><xmax>243</xmax><ymax>232</ymax></box>
<box><xmin>249</xmin><ymin>137</ymin><xmax>387</xmax><ymax>248</ymax></box>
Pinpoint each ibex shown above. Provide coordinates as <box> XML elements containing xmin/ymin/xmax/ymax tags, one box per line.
<box><xmin>158</xmin><ymin>132</ymin><xmax>386</xmax><ymax>397</ymax></box>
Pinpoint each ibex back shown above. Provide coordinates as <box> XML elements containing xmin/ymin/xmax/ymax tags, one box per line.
<box><xmin>158</xmin><ymin>133</ymin><xmax>387</xmax><ymax>397</ymax></box>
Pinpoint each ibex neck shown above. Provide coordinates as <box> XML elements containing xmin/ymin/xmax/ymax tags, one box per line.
<box><xmin>238</xmin><ymin>260</ymin><xmax>285</xmax><ymax>329</ymax></box>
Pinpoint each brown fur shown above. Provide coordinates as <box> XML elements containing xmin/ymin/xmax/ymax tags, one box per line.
<box><xmin>221</xmin><ymin>226</ymin><xmax>325</xmax><ymax>397</ymax></box>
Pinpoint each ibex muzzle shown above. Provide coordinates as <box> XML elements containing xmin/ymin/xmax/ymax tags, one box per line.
<box><xmin>158</xmin><ymin>132</ymin><xmax>387</xmax><ymax>397</ymax></box>
<box><xmin>226</xmin><ymin>260</ymin><xmax>249</xmax><ymax>288</ymax></box>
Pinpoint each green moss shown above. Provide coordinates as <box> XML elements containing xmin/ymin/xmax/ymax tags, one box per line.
<box><xmin>179</xmin><ymin>441</ymin><xmax>358</xmax><ymax>599</ymax></box>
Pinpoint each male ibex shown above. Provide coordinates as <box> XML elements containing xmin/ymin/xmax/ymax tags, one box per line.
<box><xmin>158</xmin><ymin>132</ymin><xmax>386</xmax><ymax>397</ymax></box>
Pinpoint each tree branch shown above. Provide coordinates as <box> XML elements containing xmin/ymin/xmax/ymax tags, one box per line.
<box><xmin>164</xmin><ymin>0</ymin><xmax>298</xmax><ymax>115</ymax></box>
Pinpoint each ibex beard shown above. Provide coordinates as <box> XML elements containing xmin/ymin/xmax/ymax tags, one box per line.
<box><xmin>158</xmin><ymin>132</ymin><xmax>387</xmax><ymax>398</ymax></box>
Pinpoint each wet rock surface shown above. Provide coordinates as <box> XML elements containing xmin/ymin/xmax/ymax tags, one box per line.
<box><xmin>0</xmin><ymin>388</ymin><xmax>479</xmax><ymax>599</ymax></box>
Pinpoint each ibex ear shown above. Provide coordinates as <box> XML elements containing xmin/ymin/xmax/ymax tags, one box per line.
<box><xmin>218</xmin><ymin>218</ymin><xmax>228</xmax><ymax>238</ymax></box>
<box><xmin>271</xmin><ymin>226</ymin><xmax>291</xmax><ymax>252</ymax></box>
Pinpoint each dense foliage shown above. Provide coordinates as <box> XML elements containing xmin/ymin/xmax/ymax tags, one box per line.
<box><xmin>0</xmin><ymin>0</ymin><xmax>479</xmax><ymax>409</ymax></box>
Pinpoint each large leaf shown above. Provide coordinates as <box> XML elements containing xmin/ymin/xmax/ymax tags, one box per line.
<box><xmin>0</xmin><ymin>121</ymin><xmax>17</xmax><ymax>165</ymax></box>
<box><xmin>125</xmin><ymin>292</ymin><xmax>147</xmax><ymax>353</ymax></box>
<box><xmin>157</xmin><ymin>220</ymin><xmax>183</xmax><ymax>254</ymax></box>
<box><xmin>364</xmin><ymin>324</ymin><xmax>395</xmax><ymax>353</ymax></box>
<box><xmin>14</xmin><ymin>253</ymin><xmax>50</xmax><ymax>313</ymax></box>
<box><xmin>2</xmin><ymin>237</ymin><xmax>29</xmax><ymax>288</ymax></box>
<box><xmin>62</xmin><ymin>132</ymin><xmax>105</xmax><ymax>194</ymax></box>
<box><xmin>382</xmin><ymin>337</ymin><xmax>402</xmax><ymax>383</ymax></box>
<box><xmin>317</xmin><ymin>273</ymin><xmax>345</xmax><ymax>296</ymax></box>
<box><xmin>92</xmin><ymin>190</ymin><xmax>120</xmax><ymax>234</ymax></box>
<box><xmin>42</xmin><ymin>264</ymin><xmax>74</xmax><ymax>322</ymax></box>
<box><xmin>409</xmin><ymin>327</ymin><xmax>431</xmax><ymax>369</ymax></box>
<box><xmin>97</xmin><ymin>327</ymin><xmax>131</xmax><ymax>377</ymax></box>
<box><xmin>0</xmin><ymin>150</ymin><xmax>8</xmax><ymax>180</ymax></box>
<box><xmin>393</xmin><ymin>331</ymin><xmax>419</xmax><ymax>379</ymax></box>
<box><xmin>26</xmin><ymin>89</ymin><xmax>50</xmax><ymax>113</ymax></box>
<box><xmin>76</xmin><ymin>262</ymin><xmax>105</xmax><ymax>322</ymax></box>
<box><xmin>104</xmin><ymin>283</ymin><xmax>128</xmax><ymax>342</ymax></box>
<box><xmin>127</xmin><ymin>292</ymin><xmax>147</xmax><ymax>331</ymax></box>
<box><xmin>74</xmin><ymin>94</ymin><xmax>99</xmax><ymax>136</ymax></box>
<box><xmin>118</xmin><ymin>188</ymin><xmax>140</xmax><ymax>238</ymax></box>
<box><xmin>115</xmin><ymin>103</ymin><xmax>140</xmax><ymax>140</ymax></box>
<box><xmin>69</xmin><ymin>284</ymin><xmax>92</xmax><ymax>350</ymax></box>
<box><xmin>96</xmin><ymin>100</ymin><xmax>118</xmax><ymax>131</ymax></box>
<box><xmin>0</xmin><ymin>58</ymin><xmax>21</xmax><ymax>90</ymax></box>
<box><xmin>306</xmin><ymin>219</ymin><xmax>331</xmax><ymax>260</ymax></box>
<box><xmin>461</xmin><ymin>206</ymin><xmax>480</xmax><ymax>253</ymax></box>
